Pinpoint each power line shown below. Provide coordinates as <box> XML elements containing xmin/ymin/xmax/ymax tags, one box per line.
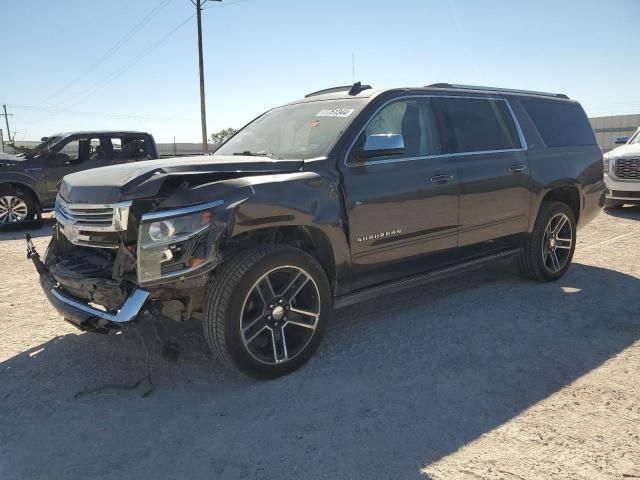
<box><xmin>24</xmin><ymin>14</ymin><xmax>196</xmax><ymax>126</ymax></box>
<box><xmin>68</xmin><ymin>14</ymin><xmax>196</xmax><ymax>108</ymax></box>
<box><xmin>202</xmin><ymin>0</ymin><xmax>256</xmax><ymax>8</ymax></box>
<box><xmin>9</xmin><ymin>104</ymin><xmax>198</xmax><ymax>124</ymax></box>
<box><xmin>39</xmin><ymin>0</ymin><xmax>175</xmax><ymax>107</ymax></box>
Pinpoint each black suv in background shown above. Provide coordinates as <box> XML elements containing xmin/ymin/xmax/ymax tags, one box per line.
<box><xmin>28</xmin><ymin>83</ymin><xmax>604</xmax><ymax>378</ymax></box>
<box><xmin>0</xmin><ymin>131</ymin><xmax>157</xmax><ymax>224</ymax></box>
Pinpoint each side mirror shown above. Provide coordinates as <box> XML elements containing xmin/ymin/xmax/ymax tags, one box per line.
<box><xmin>357</xmin><ymin>134</ymin><xmax>405</xmax><ymax>160</ymax></box>
<box><xmin>614</xmin><ymin>136</ymin><xmax>629</xmax><ymax>145</ymax></box>
<box><xmin>40</xmin><ymin>136</ymin><xmax>49</xmax><ymax>142</ymax></box>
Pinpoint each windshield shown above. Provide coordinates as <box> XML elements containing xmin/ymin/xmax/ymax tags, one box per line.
<box><xmin>32</xmin><ymin>135</ymin><xmax>64</xmax><ymax>153</ymax></box>
<box><xmin>215</xmin><ymin>99</ymin><xmax>366</xmax><ymax>160</ymax></box>
<box><xmin>631</xmin><ymin>129</ymin><xmax>640</xmax><ymax>144</ymax></box>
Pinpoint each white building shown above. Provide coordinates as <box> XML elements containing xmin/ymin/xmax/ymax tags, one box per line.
<box><xmin>590</xmin><ymin>114</ymin><xmax>640</xmax><ymax>152</ymax></box>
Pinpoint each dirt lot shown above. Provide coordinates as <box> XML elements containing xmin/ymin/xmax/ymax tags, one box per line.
<box><xmin>1</xmin><ymin>209</ymin><xmax>639</xmax><ymax>480</ymax></box>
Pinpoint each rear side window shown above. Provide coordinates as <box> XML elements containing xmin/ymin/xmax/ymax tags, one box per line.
<box><xmin>521</xmin><ymin>99</ymin><xmax>596</xmax><ymax>147</ymax></box>
<box><xmin>431</xmin><ymin>97</ymin><xmax>521</xmax><ymax>154</ymax></box>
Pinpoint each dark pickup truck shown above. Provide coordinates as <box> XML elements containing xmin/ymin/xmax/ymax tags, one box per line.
<box><xmin>27</xmin><ymin>83</ymin><xmax>604</xmax><ymax>378</ymax></box>
<box><xmin>1</xmin><ymin>131</ymin><xmax>157</xmax><ymax>225</ymax></box>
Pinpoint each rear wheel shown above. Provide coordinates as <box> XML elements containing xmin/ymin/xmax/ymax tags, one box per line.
<box><xmin>203</xmin><ymin>245</ymin><xmax>331</xmax><ymax>378</ymax></box>
<box><xmin>0</xmin><ymin>186</ymin><xmax>34</xmax><ymax>225</ymax></box>
<box><xmin>518</xmin><ymin>201</ymin><xmax>576</xmax><ymax>282</ymax></box>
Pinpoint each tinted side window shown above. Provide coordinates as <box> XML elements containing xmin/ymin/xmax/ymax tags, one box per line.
<box><xmin>355</xmin><ymin>98</ymin><xmax>441</xmax><ymax>159</ymax></box>
<box><xmin>58</xmin><ymin>138</ymin><xmax>99</xmax><ymax>163</ymax></box>
<box><xmin>521</xmin><ymin>99</ymin><xmax>596</xmax><ymax>147</ymax></box>
<box><xmin>109</xmin><ymin>137</ymin><xmax>149</xmax><ymax>161</ymax></box>
<box><xmin>431</xmin><ymin>97</ymin><xmax>521</xmax><ymax>154</ymax></box>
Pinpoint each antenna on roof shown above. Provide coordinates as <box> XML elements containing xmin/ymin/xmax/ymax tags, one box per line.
<box><xmin>352</xmin><ymin>53</ymin><xmax>355</xmax><ymax>84</ymax></box>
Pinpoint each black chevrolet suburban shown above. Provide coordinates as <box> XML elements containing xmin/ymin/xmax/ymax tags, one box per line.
<box><xmin>0</xmin><ymin>131</ymin><xmax>157</xmax><ymax>225</ymax></box>
<box><xmin>27</xmin><ymin>83</ymin><xmax>604</xmax><ymax>378</ymax></box>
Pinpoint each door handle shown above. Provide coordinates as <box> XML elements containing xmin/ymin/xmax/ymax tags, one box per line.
<box><xmin>430</xmin><ymin>174</ymin><xmax>454</xmax><ymax>184</ymax></box>
<box><xmin>509</xmin><ymin>164</ymin><xmax>527</xmax><ymax>173</ymax></box>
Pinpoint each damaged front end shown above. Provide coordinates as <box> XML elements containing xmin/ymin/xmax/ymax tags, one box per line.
<box><xmin>28</xmin><ymin>197</ymin><xmax>228</xmax><ymax>333</ymax></box>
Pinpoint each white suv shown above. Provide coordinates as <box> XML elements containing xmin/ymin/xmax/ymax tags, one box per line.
<box><xmin>603</xmin><ymin>127</ymin><xmax>640</xmax><ymax>208</ymax></box>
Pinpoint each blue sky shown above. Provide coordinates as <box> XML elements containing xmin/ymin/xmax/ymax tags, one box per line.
<box><xmin>2</xmin><ymin>0</ymin><xmax>639</xmax><ymax>143</ymax></box>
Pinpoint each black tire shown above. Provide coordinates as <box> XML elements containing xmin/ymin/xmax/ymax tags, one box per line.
<box><xmin>518</xmin><ymin>201</ymin><xmax>577</xmax><ymax>282</ymax></box>
<box><xmin>203</xmin><ymin>245</ymin><xmax>331</xmax><ymax>378</ymax></box>
<box><xmin>604</xmin><ymin>199</ymin><xmax>624</xmax><ymax>209</ymax></box>
<box><xmin>0</xmin><ymin>185</ymin><xmax>35</xmax><ymax>225</ymax></box>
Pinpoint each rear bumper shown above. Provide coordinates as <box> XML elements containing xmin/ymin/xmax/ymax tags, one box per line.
<box><xmin>604</xmin><ymin>173</ymin><xmax>640</xmax><ymax>201</ymax></box>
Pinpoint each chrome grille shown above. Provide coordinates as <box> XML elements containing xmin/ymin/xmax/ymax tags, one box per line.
<box><xmin>55</xmin><ymin>195</ymin><xmax>132</xmax><ymax>248</ymax></box>
<box><xmin>56</xmin><ymin>201</ymin><xmax>115</xmax><ymax>227</ymax></box>
<box><xmin>614</xmin><ymin>158</ymin><xmax>640</xmax><ymax>180</ymax></box>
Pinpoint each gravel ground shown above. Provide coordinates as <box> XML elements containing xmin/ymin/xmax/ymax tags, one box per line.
<box><xmin>1</xmin><ymin>209</ymin><xmax>639</xmax><ymax>480</ymax></box>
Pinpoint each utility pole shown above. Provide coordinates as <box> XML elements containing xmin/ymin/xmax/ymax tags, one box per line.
<box><xmin>191</xmin><ymin>0</ymin><xmax>221</xmax><ymax>154</ymax></box>
<box><xmin>1</xmin><ymin>105</ymin><xmax>12</xmax><ymax>143</ymax></box>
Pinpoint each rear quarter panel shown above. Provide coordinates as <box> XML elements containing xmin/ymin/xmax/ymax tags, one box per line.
<box><xmin>509</xmin><ymin>97</ymin><xmax>605</xmax><ymax>230</ymax></box>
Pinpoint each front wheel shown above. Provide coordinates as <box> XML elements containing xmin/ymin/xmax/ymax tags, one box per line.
<box><xmin>203</xmin><ymin>245</ymin><xmax>331</xmax><ymax>378</ymax></box>
<box><xmin>518</xmin><ymin>201</ymin><xmax>577</xmax><ymax>282</ymax></box>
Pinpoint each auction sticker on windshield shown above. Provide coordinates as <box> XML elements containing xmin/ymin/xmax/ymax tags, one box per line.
<box><xmin>316</xmin><ymin>108</ymin><xmax>355</xmax><ymax>118</ymax></box>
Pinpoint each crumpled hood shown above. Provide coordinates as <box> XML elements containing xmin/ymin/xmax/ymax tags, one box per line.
<box><xmin>606</xmin><ymin>143</ymin><xmax>640</xmax><ymax>159</ymax></box>
<box><xmin>58</xmin><ymin>155</ymin><xmax>305</xmax><ymax>204</ymax></box>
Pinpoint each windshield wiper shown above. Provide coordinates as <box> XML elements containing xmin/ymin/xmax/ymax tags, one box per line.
<box><xmin>232</xmin><ymin>151</ymin><xmax>270</xmax><ymax>157</ymax></box>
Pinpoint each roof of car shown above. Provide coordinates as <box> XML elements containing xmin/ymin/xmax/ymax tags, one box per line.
<box><xmin>53</xmin><ymin>130</ymin><xmax>151</xmax><ymax>137</ymax></box>
<box><xmin>286</xmin><ymin>83</ymin><xmax>575</xmax><ymax>106</ymax></box>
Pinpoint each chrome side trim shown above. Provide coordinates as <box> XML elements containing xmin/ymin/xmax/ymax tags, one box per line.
<box><xmin>50</xmin><ymin>288</ymin><xmax>149</xmax><ymax>324</ymax></box>
<box><xmin>141</xmin><ymin>200</ymin><xmax>224</xmax><ymax>222</ymax></box>
<box><xmin>344</xmin><ymin>94</ymin><xmax>528</xmax><ymax>167</ymax></box>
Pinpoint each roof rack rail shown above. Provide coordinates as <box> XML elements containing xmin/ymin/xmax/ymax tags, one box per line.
<box><xmin>426</xmin><ymin>83</ymin><xmax>569</xmax><ymax>100</ymax></box>
<box><xmin>305</xmin><ymin>82</ymin><xmax>372</xmax><ymax>98</ymax></box>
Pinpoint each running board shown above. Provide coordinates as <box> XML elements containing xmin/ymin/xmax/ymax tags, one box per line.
<box><xmin>333</xmin><ymin>249</ymin><xmax>521</xmax><ymax>309</ymax></box>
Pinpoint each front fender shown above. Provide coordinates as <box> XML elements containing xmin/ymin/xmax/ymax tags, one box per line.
<box><xmin>159</xmin><ymin>172</ymin><xmax>352</xmax><ymax>295</ymax></box>
<box><xmin>0</xmin><ymin>171</ymin><xmax>45</xmax><ymax>205</ymax></box>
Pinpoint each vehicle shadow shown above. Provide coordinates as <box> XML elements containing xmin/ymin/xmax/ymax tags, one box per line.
<box><xmin>603</xmin><ymin>204</ymin><xmax>640</xmax><ymax>220</ymax></box>
<box><xmin>1</xmin><ymin>262</ymin><xmax>639</xmax><ymax>480</ymax></box>
<box><xmin>0</xmin><ymin>215</ymin><xmax>55</xmax><ymax>240</ymax></box>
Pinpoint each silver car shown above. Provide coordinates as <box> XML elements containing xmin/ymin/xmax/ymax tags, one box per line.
<box><xmin>603</xmin><ymin>127</ymin><xmax>640</xmax><ymax>208</ymax></box>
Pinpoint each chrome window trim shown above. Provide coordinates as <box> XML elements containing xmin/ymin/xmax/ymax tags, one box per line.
<box><xmin>344</xmin><ymin>94</ymin><xmax>528</xmax><ymax>167</ymax></box>
<box><xmin>140</xmin><ymin>200</ymin><xmax>224</xmax><ymax>222</ymax></box>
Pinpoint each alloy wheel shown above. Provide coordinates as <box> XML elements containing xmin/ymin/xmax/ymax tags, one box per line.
<box><xmin>541</xmin><ymin>212</ymin><xmax>573</xmax><ymax>273</ymax></box>
<box><xmin>0</xmin><ymin>195</ymin><xmax>28</xmax><ymax>224</ymax></box>
<box><xmin>240</xmin><ymin>265</ymin><xmax>321</xmax><ymax>365</ymax></box>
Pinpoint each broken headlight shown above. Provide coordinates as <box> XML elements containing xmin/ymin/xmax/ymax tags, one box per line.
<box><xmin>137</xmin><ymin>201</ymin><xmax>222</xmax><ymax>285</ymax></box>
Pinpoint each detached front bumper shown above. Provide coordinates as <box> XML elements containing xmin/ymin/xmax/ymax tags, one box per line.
<box><xmin>26</xmin><ymin>236</ymin><xmax>149</xmax><ymax>333</ymax></box>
